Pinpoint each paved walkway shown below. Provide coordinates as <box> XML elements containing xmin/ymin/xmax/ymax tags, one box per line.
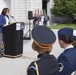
<box><xmin>0</xmin><ymin>29</ymin><xmax>63</xmax><ymax>75</ymax></box>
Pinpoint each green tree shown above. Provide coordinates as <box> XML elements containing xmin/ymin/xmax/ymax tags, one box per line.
<box><xmin>51</xmin><ymin>0</ymin><xmax>76</xmax><ymax>17</ymax></box>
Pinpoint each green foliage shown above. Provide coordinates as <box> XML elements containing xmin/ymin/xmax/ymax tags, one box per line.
<box><xmin>48</xmin><ymin>24</ymin><xmax>76</xmax><ymax>29</ymax></box>
<box><xmin>51</xmin><ymin>0</ymin><xmax>76</xmax><ymax>17</ymax></box>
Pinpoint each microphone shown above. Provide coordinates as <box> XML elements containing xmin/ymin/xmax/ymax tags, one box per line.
<box><xmin>10</xmin><ymin>15</ymin><xmax>17</xmax><ymax>22</ymax></box>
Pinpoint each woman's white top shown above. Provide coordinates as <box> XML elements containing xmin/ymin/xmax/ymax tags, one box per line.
<box><xmin>5</xmin><ymin>16</ymin><xmax>9</xmax><ymax>25</ymax></box>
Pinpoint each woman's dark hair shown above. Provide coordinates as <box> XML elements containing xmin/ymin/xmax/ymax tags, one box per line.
<box><xmin>58</xmin><ymin>34</ymin><xmax>74</xmax><ymax>44</ymax></box>
<box><xmin>1</xmin><ymin>8</ymin><xmax>9</xmax><ymax>15</ymax></box>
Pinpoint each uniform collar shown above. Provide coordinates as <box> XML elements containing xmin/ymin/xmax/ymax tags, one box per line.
<box><xmin>74</xmin><ymin>46</ymin><xmax>76</xmax><ymax>48</ymax></box>
<box><xmin>64</xmin><ymin>45</ymin><xmax>74</xmax><ymax>51</ymax></box>
<box><xmin>37</xmin><ymin>52</ymin><xmax>49</xmax><ymax>58</ymax></box>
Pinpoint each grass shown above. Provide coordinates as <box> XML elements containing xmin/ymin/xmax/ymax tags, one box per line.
<box><xmin>48</xmin><ymin>24</ymin><xmax>76</xmax><ymax>29</ymax></box>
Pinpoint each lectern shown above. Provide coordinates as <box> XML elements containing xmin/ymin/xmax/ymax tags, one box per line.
<box><xmin>3</xmin><ymin>22</ymin><xmax>25</xmax><ymax>58</ymax></box>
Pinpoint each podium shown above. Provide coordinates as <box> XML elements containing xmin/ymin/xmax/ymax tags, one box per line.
<box><xmin>3</xmin><ymin>22</ymin><xmax>25</xmax><ymax>58</ymax></box>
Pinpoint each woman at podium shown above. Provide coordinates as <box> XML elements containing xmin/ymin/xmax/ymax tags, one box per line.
<box><xmin>0</xmin><ymin>8</ymin><xmax>10</xmax><ymax>54</ymax></box>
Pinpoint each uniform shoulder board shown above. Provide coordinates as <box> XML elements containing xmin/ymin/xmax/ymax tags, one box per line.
<box><xmin>71</xmin><ymin>71</ymin><xmax>76</xmax><ymax>75</ymax></box>
<box><xmin>29</xmin><ymin>66</ymin><xmax>36</xmax><ymax>70</ymax></box>
<box><xmin>59</xmin><ymin>63</ymin><xmax>64</xmax><ymax>72</ymax></box>
<box><xmin>28</xmin><ymin>58</ymin><xmax>40</xmax><ymax>70</ymax></box>
<box><xmin>28</xmin><ymin>62</ymin><xmax>36</xmax><ymax>70</ymax></box>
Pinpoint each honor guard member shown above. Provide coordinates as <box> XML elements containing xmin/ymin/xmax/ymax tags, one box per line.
<box><xmin>73</xmin><ymin>30</ymin><xmax>76</xmax><ymax>48</ymax></box>
<box><xmin>58</xmin><ymin>28</ymin><xmax>76</xmax><ymax>75</ymax></box>
<box><xmin>27</xmin><ymin>26</ymin><xmax>59</xmax><ymax>75</ymax></box>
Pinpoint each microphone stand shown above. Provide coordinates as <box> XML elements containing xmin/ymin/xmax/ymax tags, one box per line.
<box><xmin>11</xmin><ymin>16</ymin><xmax>17</xmax><ymax>22</ymax></box>
<box><xmin>23</xmin><ymin>20</ymin><xmax>31</xmax><ymax>40</ymax></box>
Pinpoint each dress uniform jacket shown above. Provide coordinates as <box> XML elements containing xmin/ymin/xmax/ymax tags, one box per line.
<box><xmin>58</xmin><ymin>47</ymin><xmax>76</xmax><ymax>75</ymax></box>
<box><xmin>27</xmin><ymin>52</ymin><xmax>59</xmax><ymax>75</ymax></box>
<box><xmin>0</xmin><ymin>15</ymin><xmax>9</xmax><ymax>32</ymax></box>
